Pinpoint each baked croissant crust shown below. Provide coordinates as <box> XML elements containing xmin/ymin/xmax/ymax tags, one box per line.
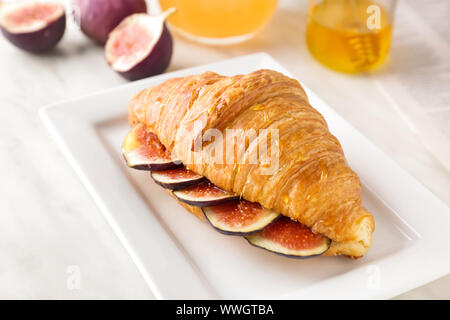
<box><xmin>128</xmin><ymin>69</ymin><xmax>374</xmax><ymax>258</ymax></box>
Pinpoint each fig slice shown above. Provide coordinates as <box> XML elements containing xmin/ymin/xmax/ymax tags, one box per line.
<box><xmin>173</xmin><ymin>182</ymin><xmax>239</xmax><ymax>207</ymax></box>
<box><xmin>122</xmin><ymin>124</ymin><xmax>181</xmax><ymax>171</ymax></box>
<box><xmin>202</xmin><ymin>200</ymin><xmax>280</xmax><ymax>236</ymax></box>
<box><xmin>105</xmin><ymin>8</ymin><xmax>175</xmax><ymax>81</ymax></box>
<box><xmin>245</xmin><ymin>216</ymin><xmax>331</xmax><ymax>258</ymax></box>
<box><xmin>0</xmin><ymin>1</ymin><xmax>66</xmax><ymax>53</ymax></box>
<box><xmin>151</xmin><ymin>167</ymin><xmax>205</xmax><ymax>190</ymax></box>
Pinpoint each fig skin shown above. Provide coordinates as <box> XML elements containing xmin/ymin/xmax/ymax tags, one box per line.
<box><xmin>74</xmin><ymin>0</ymin><xmax>147</xmax><ymax>45</ymax></box>
<box><xmin>0</xmin><ymin>12</ymin><xmax>66</xmax><ymax>54</ymax></box>
<box><xmin>173</xmin><ymin>182</ymin><xmax>239</xmax><ymax>208</ymax></box>
<box><xmin>115</xmin><ymin>23</ymin><xmax>173</xmax><ymax>81</ymax></box>
<box><xmin>151</xmin><ymin>169</ymin><xmax>205</xmax><ymax>190</ymax></box>
<box><xmin>129</xmin><ymin>159</ymin><xmax>181</xmax><ymax>171</ymax></box>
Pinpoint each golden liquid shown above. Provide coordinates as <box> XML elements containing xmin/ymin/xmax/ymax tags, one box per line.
<box><xmin>306</xmin><ymin>0</ymin><xmax>393</xmax><ymax>73</ymax></box>
<box><xmin>159</xmin><ymin>0</ymin><xmax>278</xmax><ymax>39</ymax></box>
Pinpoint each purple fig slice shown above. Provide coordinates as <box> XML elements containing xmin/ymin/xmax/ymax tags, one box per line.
<box><xmin>151</xmin><ymin>167</ymin><xmax>205</xmax><ymax>190</ymax></box>
<box><xmin>105</xmin><ymin>8</ymin><xmax>175</xmax><ymax>81</ymax></box>
<box><xmin>73</xmin><ymin>0</ymin><xmax>147</xmax><ymax>45</ymax></box>
<box><xmin>0</xmin><ymin>1</ymin><xmax>66</xmax><ymax>53</ymax></box>
<box><xmin>122</xmin><ymin>124</ymin><xmax>181</xmax><ymax>171</ymax></box>
<box><xmin>173</xmin><ymin>181</ymin><xmax>239</xmax><ymax>207</ymax></box>
<box><xmin>202</xmin><ymin>200</ymin><xmax>280</xmax><ymax>236</ymax></box>
<box><xmin>245</xmin><ymin>216</ymin><xmax>331</xmax><ymax>259</ymax></box>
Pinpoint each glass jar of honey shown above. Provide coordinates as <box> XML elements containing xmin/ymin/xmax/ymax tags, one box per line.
<box><xmin>306</xmin><ymin>0</ymin><xmax>397</xmax><ymax>73</ymax></box>
<box><xmin>158</xmin><ymin>0</ymin><xmax>278</xmax><ymax>45</ymax></box>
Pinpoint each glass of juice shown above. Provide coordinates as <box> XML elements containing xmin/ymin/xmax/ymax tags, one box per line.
<box><xmin>306</xmin><ymin>0</ymin><xmax>397</xmax><ymax>73</ymax></box>
<box><xmin>158</xmin><ymin>0</ymin><xmax>278</xmax><ymax>45</ymax></box>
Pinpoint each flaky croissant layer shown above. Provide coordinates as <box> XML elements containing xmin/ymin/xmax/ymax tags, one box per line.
<box><xmin>128</xmin><ymin>69</ymin><xmax>374</xmax><ymax>257</ymax></box>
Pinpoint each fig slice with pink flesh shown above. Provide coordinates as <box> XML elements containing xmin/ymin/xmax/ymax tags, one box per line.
<box><xmin>122</xmin><ymin>124</ymin><xmax>181</xmax><ymax>171</ymax></box>
<box><xmin>245</xmin><ymin>216</ymin><xmax>331</xmax><ymax>258</ymax></box>
<box><xmin>151</xmin><ymin>167</ymin><xmax>205</xmax><ymax>190</ymax></box>
<box><xmin>105</xmin><ymin>8</ymin><xmax>175</xmax><ymax>81</ymax></box>
<box><xmin>0</xmin><ymin>1</ymin><xmax>66</xmax><ymax>53</ymax></box>
<box><xmin>173</xmin><ymin>181</ymin><xmax>239</xmax><ymax>207</ymax></box>
<box><xmin>202</xmin><ymin>200</ymin><xmax>280</xmax><ymax>236</ymax></box>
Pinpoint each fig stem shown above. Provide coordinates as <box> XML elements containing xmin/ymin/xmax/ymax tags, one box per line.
<box><xmin>160</xmin><ymin>7</ymin><xmax>177</xmax><ymax>21</ymax></box>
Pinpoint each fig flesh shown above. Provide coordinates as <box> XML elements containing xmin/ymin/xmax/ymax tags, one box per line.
<box><xmin>123</xmin><ymin>126</ymin><xmax>329</xmax><ymax>259</ymax></box>
<box><xmin>105</xmin><ymin>9</ymin><xmax>174</xmax><ymax>81</ymax></box>
<box><xmin>245</xmin><ymin>217</ymin><xmax>331</xmax><ymax>258</ymax></box>
<box><xmin>122</xmin><ymin>124</ymin><xmax>181</xmax><ymax>171</ymax></box>
<box><xmin>173</xmin><ymin>182</ymin><xmax>239</xmax><ymax>207</ymax></box>
<box><xmin>73</xmin><ymin>0</ymin><xmax>147</xmax><ymax>44</ymax></box>
<box><xmin>0</xmin><ymin>1</ymin><xmax>66</xmax><ymax>53</ymax></box>
<box><xmin>202</xmin><ymin>200</ymin><xmax>280</xmax><ymax>236</ymax></box>
<box><xmin>151</xmin><ymin>167</ymin><xmax>205</xmax><ymax>190</ymax></box>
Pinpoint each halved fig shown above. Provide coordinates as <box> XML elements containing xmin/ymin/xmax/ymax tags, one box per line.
<box><xmin>151</xmin><ymin>167</ymin><xmax>205</xmax><ymax>190</ymax></box>
<box><xmin>74</xmin><ymin>0</ymin><xmax>147</xmax><ymax>45</ymax></box>
<box><xmin>245</xmin><ymin>216</ymin><xmax>331</xmax><ymax>258</ymax></box>
<box><xmin>0</xmin><ymin>1</ymin><xmax>66</xmax><ymax>53</ymax></box>
<box><xmin>202</xmin><ymin>200</ymin><xmax>280</xmax><ymax>236</ymax></box>
<box><xmin>105</xmin><ymin>8</ymin><xmax>175</xmax><ymax>81</ymax></box>
<box><xmin>122</xmin><ymin>124</ymin><xmax>181</xmax><ymax>171</ymax></box>
<box><xmin>173</xmin><ymin>181</ymin><xmax>239</xmax><ymax>207</ymax></box>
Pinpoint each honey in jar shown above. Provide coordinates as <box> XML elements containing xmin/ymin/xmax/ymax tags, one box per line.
<box><xmin>306</xmin><ymin>0</ymin><xmax>395</xmax><ymax>73</ymax></box>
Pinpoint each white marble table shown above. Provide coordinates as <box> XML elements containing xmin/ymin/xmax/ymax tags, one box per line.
<box><xmin>1</xmin><ymin>0</ymin><xmax>449</xmax><ymax>299</ymax></box>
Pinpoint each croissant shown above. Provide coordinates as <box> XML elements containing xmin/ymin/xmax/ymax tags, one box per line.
<box><xmin>127</xmin><ymin>69</ymin><xmax>374</xmax><ymax>258</ymax></box>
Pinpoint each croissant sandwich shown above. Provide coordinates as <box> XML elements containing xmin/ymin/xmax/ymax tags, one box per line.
<box><xmin>122</xmin><ymin>69</ymin><xmax>374</xmax><ymax>259</ymax></box>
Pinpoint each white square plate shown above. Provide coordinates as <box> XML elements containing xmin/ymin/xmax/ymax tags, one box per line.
<box><xmin>40</xmin><ymin>53</ymin><xmax>450</xmax><ymax>299</ymax></box>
